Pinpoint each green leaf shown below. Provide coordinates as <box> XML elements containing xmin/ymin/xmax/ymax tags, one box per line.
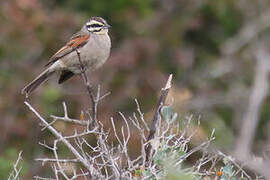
<box><xmin>154</xmin><ymin>150</ymin><xmax>164</xmax><ymax>165</ymax></box>
<box><xmin>177</xmin><ymin>148</ymin><xmax>186</xmax><ymax>156</ymax></box>
<box><xmin>134</xmin><ymin>169</ymin><xmax>141</xmax><ymax>177</ymax></box>
<box><xmin>161</xmin><ymin>106</ymin><xmax>178</xmax><ymax>122</ymax></box>
<box><xmin>222</xmin><ymin>164</ymin><xmax>233</xmax><ymax>176</ymax></box>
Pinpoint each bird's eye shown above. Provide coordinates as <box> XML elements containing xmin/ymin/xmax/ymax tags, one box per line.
<box><xmin>87</xmin><ymin>23</ymin><xmax>103</xmax><ymax>28</ymax></box>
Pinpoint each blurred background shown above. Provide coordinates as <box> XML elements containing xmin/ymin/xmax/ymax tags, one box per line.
<box><xmin>1</xmin><ymin>0</ymin><xmax>270</xmax><ymax>178</ymax></box>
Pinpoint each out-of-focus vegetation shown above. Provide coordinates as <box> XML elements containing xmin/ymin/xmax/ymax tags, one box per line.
<box><xmin>1</xmin><ymin>0</ymin><xmax>270</xmax><ymax>178</ymax></box>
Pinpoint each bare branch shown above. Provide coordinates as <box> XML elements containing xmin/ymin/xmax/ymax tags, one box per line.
<box><xmin>233</xmin><ymin>45</ymin><xmax>270</xmax><ymax>180</ymax></box>
<box><xmin>35</xmin><ymin>158</ymin><xmax>79</xmax><ymax>164</ymax></box>
<box><xmin>49</xmin><ymin>102</ymin><xmax>89</xmax><ymax>126</ymax></box>
<box><xmin>145</xmin><ymin>74</ymin><xmax>173</xmax><ymax>164</ymax></box>
<box><xmin>24</xmin><ymin>101</ymin><xmax>92</xmax><ymax>174</ymax></box>
<box><xmin>8</xmin><ymin>151</ymin><xmax>23</xmax><ymax>180</ymax></box>
<box><xmin>222</xmin><ymin>8</ymin><xmax>270</xmax><ymax>55</ymax></box>
<box><xmin>235</xmin><ymin>46</ymin><xmax>270</xmax><ymax>157</ymax></box>
<box><xmin>75</xmin><ymin>49</ymin><xmax>97</xmax><ymax>127</ymax></box>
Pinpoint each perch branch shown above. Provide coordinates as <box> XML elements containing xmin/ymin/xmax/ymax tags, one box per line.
<box><xmin>75</xmin><ymin>49</ymin><xmax>97</xmax><ymax>126</ymax></box>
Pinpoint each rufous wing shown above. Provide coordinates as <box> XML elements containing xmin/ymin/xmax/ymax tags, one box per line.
<box><xmin>45</xmin><ymin>34</ymin><xmax>90</xmax><ymax>67</ymax></box>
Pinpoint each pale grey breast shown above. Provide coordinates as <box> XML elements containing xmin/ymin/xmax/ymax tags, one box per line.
<box><xmin>61</xmin><ymin>33</ymin><xmax>111</xmax><ymax>74</ymax></box>
<box><xmin>84</xmin><ymin>33</ymin><xmax>111</xmax><ymax>70</ymax></box>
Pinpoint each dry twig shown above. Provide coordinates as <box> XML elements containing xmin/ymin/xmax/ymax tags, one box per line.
<box><xmin>145</xmin><ymin>74</ymin><xmax>173</xmax><ymax>164</ymax></box>
<box><xmin>75</xmin><ymin>49</ymin><xmax>97</xmax><ymax>127</ymax></box>
<box><xmin>234</xmin><ymin>46</ymin><xmax>270</xmax><ymax>179</ymax></box>
<box><xmin>8</xmin><ymin>151</ymin><xmax>23</xmax><ymax>180</ymax></box>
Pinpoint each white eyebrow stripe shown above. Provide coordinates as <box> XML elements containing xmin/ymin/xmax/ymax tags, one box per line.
<box><xmin>86</xmin><ymin>20</ymin><xmax>104</xmax><ymax>27</ymax></box>
<box><xmin>87</xmin><ymin>27</ymin><xmax>102</xmax><ymax>32</ymax></box>
<box><xmin>88</xmin><ymin>27</ymin><xmax>101</xmax><ymax>30</ymax></box>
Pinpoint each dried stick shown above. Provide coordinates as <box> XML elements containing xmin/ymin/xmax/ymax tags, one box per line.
<box><xmin>75</xmin><ymin>49</ymin><xmax>97</xmax><ymax>126</ymax></box>
<box><xmin>145</xmin><ymin>74</ymin><xmax>173</xmax><ymax>163</ymax></box>
<box><xmin>24</xmin><ymin>101</ymin><xmax>92</xmax><ymax>175</ymax></box>
<box><xmin>222</xmin><ymin>8</ymin><xmax>270</xmax><ymax>55</ymax></box>
<box><xmin>35</xmin><ymin>158</ymin><xmax>79</xmax><ymax>164</ymax></box>
<box><xmin>235</xmin><ymin>47</ymin><xmax>270</xmax><ymax>158</ymax></box>
<box><xmin>234</xmin><ymin>46</ymin><xmax>270</xmax><ymax>179</ymax></box>
<box><xmin>50</xmin><ymin>102</ymin><xmax>89</xmax><ymax>126</ymax></box>
<box><xmin>8</xmin><ymin>151</ymin><xmax>23</xmax><ymax>180</ymax></box>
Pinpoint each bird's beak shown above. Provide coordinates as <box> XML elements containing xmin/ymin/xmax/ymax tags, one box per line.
<box><xmin>104</xmin><ymin>24</ymin><xmax>111</xmax><ymax>29</ymax></box>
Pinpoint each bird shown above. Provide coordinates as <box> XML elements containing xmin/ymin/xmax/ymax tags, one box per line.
<box><xmin>21</xmin><ymin>16</ymin><xmax>111</xmax><ymax>98</ymax></box>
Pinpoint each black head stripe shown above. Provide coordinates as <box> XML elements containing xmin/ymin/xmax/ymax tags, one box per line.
<box><xmin>88</xmin><ymin>28</ymin><xmax>102</xmax><ymax>32</ymax></box>
<box><xmin>89</xmin><ymin>17</ymin><xmax>106</xmax><ymax>24</ymax></box>
<box><xmin>87</xmin><ymin>24</ymin><xmax>103</xmax><ymax>28</ymax></box>
<box><xmin>86</xmin><ymin>18</ymin><xmax>107</xmax><ymax>33</ymax></box>
<box><xmin>92</xmin><ymin>29</ymin><xmax>102</xmax><ymax>32</ymax></box>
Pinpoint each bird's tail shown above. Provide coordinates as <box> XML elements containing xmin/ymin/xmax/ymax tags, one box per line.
<box><xmin>21</xmin><ymin>68</ymin><xmax>54</xmax><ymax>98</ymax></box>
